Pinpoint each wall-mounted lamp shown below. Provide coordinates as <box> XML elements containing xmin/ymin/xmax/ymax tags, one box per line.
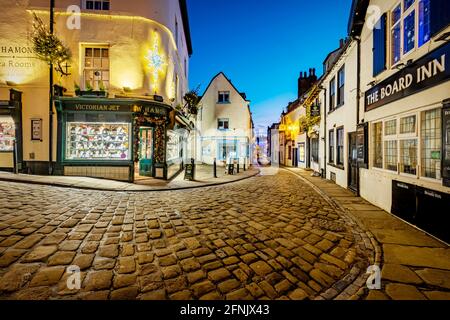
<box><xmin>6</xmin><ymin>81</ymin><xmax>17</xmax><ymax>86</ymax></box>
<box><xmin>368</xmin><ymin>80</ymin><xmax>377</xmax><ymax>87</ymax></box>
<box><xmin>123</xmin><ymin>87</ymin><xmax>132</xmax><ymax>93</ymax></box>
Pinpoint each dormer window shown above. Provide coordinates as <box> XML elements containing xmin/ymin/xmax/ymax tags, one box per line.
<box><xmin>218</xmin><ymin>91</ymin><xmax>230</xmax><ymax>103</ymax></box>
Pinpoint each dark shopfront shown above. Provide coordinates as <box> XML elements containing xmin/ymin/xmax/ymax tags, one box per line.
<box><xmin>54</xmin><ymin>97</ymin><xmax>186</xmax><ymax>182</ymax></box>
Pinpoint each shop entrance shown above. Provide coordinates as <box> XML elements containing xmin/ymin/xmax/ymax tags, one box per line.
<box><xmin>348</xmin><ymin>132</ymin><xmax>358</xmax><ymax>192</ymax></box>
<box><xmin>138</xmin><ymin>127</ymin><xmax>154</xmax><ymax>177</ymax></box>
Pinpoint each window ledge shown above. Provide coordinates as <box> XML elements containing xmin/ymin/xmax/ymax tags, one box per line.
<box><xmin>328</xmin><ymin>163</ymin><xmax>345</xmax><ymax>170</ymax></box>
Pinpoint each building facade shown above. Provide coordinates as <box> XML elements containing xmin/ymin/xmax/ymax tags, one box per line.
<box><xmin>0</xmin><ymin>0</ymin><xmax>193</xmax><ymax>181</ymax></box>
<box><xmin>195</xmin><ymin>72</ymin><xmax>253</xmax><ymax>167</ymax></box>
<box><xmin>353</xmin><ymin>0</ymin><xmax>450</xmax><ymax>241</ymax></box>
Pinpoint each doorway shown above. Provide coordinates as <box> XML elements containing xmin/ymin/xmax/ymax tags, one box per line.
<box><xmin>292</xmin><ymin>147</ymin><xmax>298</xmax><ymax>167</ymax></box>
<box><xmin>138</xmin><ymin>127</ymin><xmax>154</xmax><ymax>177</ymax></box>
<box><xmin>348</xmin><ymin>132</ymin><xmax>358</xmax><ymax>192</ymax></box>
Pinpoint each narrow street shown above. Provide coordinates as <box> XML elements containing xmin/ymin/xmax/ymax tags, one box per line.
<box><xmin>0</xmin><ymin>170</ymin><xmax>374</xmax><ymax>300</ymax></box>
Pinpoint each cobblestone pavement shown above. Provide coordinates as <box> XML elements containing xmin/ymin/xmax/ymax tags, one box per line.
<box><xmin>0</xmin><ymin>170</ymin><xmax>373</xmax><ymax>300</ymax></box>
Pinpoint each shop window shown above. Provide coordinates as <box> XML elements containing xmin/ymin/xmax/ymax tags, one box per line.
<box><xmin>329</xmin><ymin>78</ymin><xmax>336</xmax><ymax>111</ymax></box>
<box><xmin>218</xmin><ymin>91</ymin><xmax>230</xmax><ymax>103</ymax></box>
<box><xmin>400</xmin><ymin>115</ymin><xmax>416</xmax><ymax>134</ymax></box>
<box><xmin>372</xmin><ymin>122</ymin><xmax>383</xmax><ymax>168</ymax></box>
<box><xmin>218</xmin><ymin>142</ymin><xmax>237</xmax><ymax>161</ymax></box>
<box><xmin>66</xmin><ymin>123</ymin><xmax>131</xmax><ymax>161</ymax></box>
<box><xmin>400</xmin><ymin>139</ymin><xmax>418</xmax><ymax>174</ymax></box>
<box><xmin>83</xmin><ymin>47</ymin><xmax>110</xmax><ymax>90</ymax></box>
<box><xmin>329</xmin><ymin>129</ymin><xmax>335</xmax><ymax>163</ymax></box>
<box><xmin>337</xmin><ymin>127</ymin><xmax>344</xmax><ymax>165</ymax></box>
<box><xmin>384</xmin><ymin>140</ymin><xmax>398</xmax><ymax>171</ymax></box>
<box><xmin>421</xmin><ymin>108</ymin><xmax>441</xmax><ymax>179</ymax></box>
<box><xmin>218</xmin><ymin>119</ymin><xmax>229</xmax><ymax>130</ymax></box>
<box><xmin>0</xmin><ymin>117</ymin><xmax>15</xmax><ymax>151</ymax></box>
<box><xmin>84</xmin><ymin>1</ymin><xmax>110</xmax><ymax>10</ymax></box>
<box><xmin>337</xmin><ymin>66</ymin><xmax>345</xmax><ymax>106</ymax></box>
<box><xmin>166</xmin><ymin>130</ymin><xmax>181</xmax><ymax>161</ymax></box>
<box><xmin>385</xmin><ymin>119</ymin><xmax>397</xmax><ymax>136</ymax></box>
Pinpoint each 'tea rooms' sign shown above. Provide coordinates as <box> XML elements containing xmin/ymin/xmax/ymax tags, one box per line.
<box><xmin>365</xmin><ymin>42</ymin><xmax>450</xmax><ymax>111</ymax></box>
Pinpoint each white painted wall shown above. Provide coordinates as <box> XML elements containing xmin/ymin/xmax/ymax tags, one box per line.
<box><xmin>195</xmin><ymin>73</ymin><xmax>252</xmax><ymax>166</ymax></box>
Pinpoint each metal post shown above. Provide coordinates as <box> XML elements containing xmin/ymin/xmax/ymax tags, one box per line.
<box><xmin>48</xmin><ymin>0</ymin><xmax>55</xmax><ymax>175</ymax></box>
<box><xmin>243</xmin><ymin>158</ymin><xmax>246</xmax><ymax>171</ymax></box>
<box><xmin>213</xmin><ymin>157</ymin><xmax>217</xmax><ymax>178</ymax></box>
<box><xmin>13</xmin><ymin>138</ymin><xmax>18</xmax><ymax>174</ymax></box>
<box><xmin>237</xmin><ymin>161</ymin><xmax>240</xmax><ymax>174</ymax></box>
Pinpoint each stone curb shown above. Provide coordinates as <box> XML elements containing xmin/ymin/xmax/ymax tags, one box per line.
<box><xmin>0</xmin><ymin>169</ymin><xmax>261</xmax><ymax>193</ymax></box>
<box><xmin>283</xmin><ymin>168</ymin><xmax>381</xmax><ymax>301</ymax></box>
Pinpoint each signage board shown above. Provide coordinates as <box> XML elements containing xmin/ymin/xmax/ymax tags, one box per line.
<box><xmin>365</xmin><ymin>42</ymin><xmax>450</xmax><ymax>111</ymax></box>
<box><xmin>31</xmin><ymin>118</ymin><xmax>42</xmax><ymax>141</ymax></box>
<box><xmin>184</xmin><ymin>163</ymin><xmax>195</xmax><ymax>181</ymax></box>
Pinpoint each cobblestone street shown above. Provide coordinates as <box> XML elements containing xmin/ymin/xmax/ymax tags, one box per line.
<box><xmin>0</xmin><ymin>170</ymin><xmax>374</xmax><ymax>300</ymax></box>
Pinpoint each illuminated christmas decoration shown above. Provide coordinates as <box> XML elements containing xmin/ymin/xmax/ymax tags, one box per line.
<box><xmin>146</xmin><ymin>32</ymin><xmax>167</xmax><ymax>93</ymax></box>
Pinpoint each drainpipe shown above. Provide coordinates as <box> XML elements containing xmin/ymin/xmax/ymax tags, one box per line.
<box><xmin>320</xmin><ymin>86</ymin><xmax>327</xmax><ymax>179</ymax></box>
<box><xmin>355</xmin><ymin>35</ymin><xmax>361</xmax><ymax>196</ymax></box>
<box><xmin>48</xmin><ymin>0</ymin><xmax>55</xmax><ymax>175</ymax></box>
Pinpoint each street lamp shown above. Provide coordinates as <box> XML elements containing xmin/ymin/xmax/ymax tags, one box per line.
<box><xmin>48</xmin><ymin>0</ymin><xmax>55</xmax><ymax>175</ymax></box>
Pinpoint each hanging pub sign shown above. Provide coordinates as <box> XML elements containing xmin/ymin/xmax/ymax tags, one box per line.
<box><xmin>442</xmin><ymin>101</ymin><xmax>450</xmax><ymax>187</ymax></box>
<box><xmin>310</xmin><ymin>104</ymin><xmax>320</xmax><ymax>117</ymax></box>
<box><xmin>365</xmin><ymin>42</ymin><xmax>450</xmax><ymax>111</ymax></box>
<box><xmin>356</xmin><ymin>123</ymin><xmax>368</xmax><ymax>167</ymax></box>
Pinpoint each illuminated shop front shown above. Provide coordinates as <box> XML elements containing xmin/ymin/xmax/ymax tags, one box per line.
<box><xmin>55</xmin><ymin>97</ymin><xmax>190</xmax><ymax>182</ymax></box>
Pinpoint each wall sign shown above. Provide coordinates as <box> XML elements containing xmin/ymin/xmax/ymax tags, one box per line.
<box><xmin>31</xmin><ymin>118</ymin><xmax>42</xmax><ymax>141</ymax></box>
<box><xmin>310</xmin><ymin>104</ymin><xmax>320</xmax><ymax>117</ymax></box>
<box><xmin>442</xmin><ymin>101</ymin><xmax>450</xmax><ymax>187</ymax></box>
<box><xmin>58</xmin><ymin>100</ymin><xmax>170</xmax><ymax>116</ymax></box>
<box><xmin>365</xmin><ymin>42</ymin><xmax>450</xmax><ymax>111</ymax></box>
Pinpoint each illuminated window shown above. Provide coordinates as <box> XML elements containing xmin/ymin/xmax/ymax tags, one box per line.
<box><xmin>0</xmin><ymin>117</ymin><xmax>15</xmax><ymax>152</ymax></box>
<box><xmin>384</xmin><ymin>140</ymin><xmax>398</xmax><ymax>171</ymax></box>
<box><xmin>372</xmin><ymin>122</ymin><xmax>383</xmax><ymax>168</ymax></box>
<box><xmin>385</xmin><ymin>119</ymin><xmax>397</xmax><ymax>136</ymax></box>
<box><xmin>390</xmin><ymin>0</ymin><xmax>431</xmax><ymax>66</ymax></box>
<box><xmin>83</xmin><ymin>46</ymin><xmax>109</xmax><ymax>90</ymax></box>
<box><xmin>84</xmin><ymin>1</ymin><xmax>110</xmax><ymax>10</ymax></box>
<box><xmin>218</xmin><ymin>91</ymin><xmax>230</xmax><ymax>103</ymax></box>
<box><xmin>400</xmin><ymin>139</ymin><xmax>417</xmax><ymax>174</ymax></box>
<box><xmin>400</xmin><ymin>115</ymin><xmax>416</xmax><ymax>134</ymax></box>
<box><xmin>421</xmin><ymin>108</ymin><xmax>441</xmax><ymax>179</ymax></box>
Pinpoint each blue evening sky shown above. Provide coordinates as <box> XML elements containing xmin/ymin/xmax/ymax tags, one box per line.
<box><xmin>186</xmin><ymin>0</ymin><xmax>353</xmax><ymax>130</ymax></box>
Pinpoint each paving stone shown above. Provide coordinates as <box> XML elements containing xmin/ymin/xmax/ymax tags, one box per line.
<box><xmin>14</xmin><ymin>234</ymin><xmax>44</xmax><ymax>249</ymax></box>
<box><xmin>162</xmin><ymin>265</ymin><xmax>182</xmax><ymax>279</ymax></box>
<box><xmin>170</xmin><ymin>290</ymin><xmax>193</xmax><ymax>300</ymax></box>
<box><xmin>111</xmin><ymin>286</ymin><xmax>139</xmax><ymax>300</ymax></box>
<box><xmin>199</xmin><ymin>291</ymin><xmax>222</xmax><ymax>300</ymax></box>
<box><xmin>310</xmin><ymin>269</ymin><xmax>335</xmax><ymax>287</ymax></box>
<box><xmin>0</xmin><ymin>263</ymin><xmax>40</xmax><ymax>292</ymax></box>
<box><xmin>72</xmin><ymin>254</ymin><xmax>94</xmax><ymax>270</ymax></box>
<box><xmin>118</xmin><ymin>257</ymin><xmax>136</xmax><ymax>274</ymax></box>
<box><xmin>250</xmin><ymin>261</ymin><xmax>273</xmax><ymax>276</ymax></box>
<box><xmin>93</xmin><ymin>257</ymin><xmax>116</xmax><ymax>270</ymax></box>
<box><xmin>381</xmin><ymin>264</ymin><xmax>423</xmax><ymax>285</ymax></box>
<box><xmin>258</xmin><ymin>281</ymin><xmax>277</xmax><ymax>299</ymax></box>
<box><xmin>165</xmin><ymin>276</ymin><xmax>188</xmax><ymax>294</ymax></box>
<box><xmin>192</xmin><ymin>280</ymin><xmax>215</xmax><ymax>297</ymax></box>
<box><xmin>385</xmin><ymin>283</ymin><xmax>427</xmax><ymax>300</ymax></box>
<box><xmin>28</xmin><ymin>265</ymin><xmax>65</xmax><ymax>288</ymax></box>
<box><xmin>366</xmin><ymin>290</ymin><xmax>390</xmax><ymax>300</ymax></box>
<box><xmin>424</xmin><ymin>291</ymin><xmax>450</xmax><ymax>300</ymax></box>
<box><xmin>288</xmin><ymin>288</ymin><xmax>308</xmax><ymax>300</ymax></box>
<box><xmin>48</xmin><ymin>251</ymin><xmax>76</xmax><ymax>266</ymax></box>
<box><xmin>140</xmin><ymin>289</ymin><xmax>167</xmax><ymax>300</ymax></box>
<box><xmin>98</xmin><ymin>244</ymin><xmax>119</xmax><ymax>258</ymax></box>
<box><xmin>59</xmin><ymin>240</ymin><xmax>82</xmax><ymax>251</ymax></box>
<box><xmin>0</xmin><ymin>249</ymin><xmax>27</xmax><ymax>267</ymax></box>
<box><xmin>416</xmin><ymin>269</ymin><xmax>450</xmax><ymax>290</ymax></box>
<box><xmin>208</xmin><ymin>268</ymin><xmax>231</xmax><ymax>282</ymax></box>
<box><xmin>83</xmin><ymin>270</ymin><xmax>113</xmax><ymax>291</ymax></box>
<box><xmin>218</xmin><ymin>279</ymin><xmax>241</xmax><ymax>294</ymax></box>
<box><xmin>226</xmin><ymin>288</ymin><xmax>252</xmax><ymax>300</ymax></box>
<box><xmin>158</xmin><ymin>255</ymin><xmax>177</xmax><ymax>267</ymax></box>
<box><xmin>113</xmin><ymin>274</ymin><xmax>137</xmax><ymax>289</ymax></box>
<box><xmin>320</xmin><ymin>253</ymin><xmax>347</xmax><ymax>270</ymax></box>
<box><xmin>180</xmin><ymin>258</ymin><xmax>201</xmax><ymax>272</ymax></box>
<box><xmin>137</xmin><ymin>252</ymin><xmax>155</xmax><ymax>265</ymax></box>
<box><xmin>81</xmin><ymin>242</ymin><xmax>100</xmax><ymax>254</ymax></box>
<box><xmin>22</xmin><ymin>246</ymin><xmax>57</xmax><ymax>263</ymax></box>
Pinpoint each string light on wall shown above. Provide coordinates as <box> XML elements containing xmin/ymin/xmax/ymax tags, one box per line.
<box><xmin>146</xmin><ymin>31</ymin><xmax>167</xmax><ymax>94</ymax></box>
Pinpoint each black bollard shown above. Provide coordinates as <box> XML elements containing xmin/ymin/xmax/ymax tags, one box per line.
<box><xmin>237</xmin><ymin>163</ymin><xmax>240</xmax><ymax>174</ymax></box>
<box><xmin>213</xmin><ymin>158</ymin><xmax>217</xmax><ymax>178</ymax></box>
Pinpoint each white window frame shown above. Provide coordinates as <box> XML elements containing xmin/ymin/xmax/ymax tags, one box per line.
<box><xmin>218</xmin><ymin>91</ymin><xmax>230</xmax><ymax>104</ymax></box>
<box><xmin>389</xmin><ymin>0</ymin><xmax>431</xmax><ymax>69</ymax></box>
<box><xmin>218</xmin><ymin>118</ymin><xmax>229</xmax><ymax>131</ymax></box>
<box><xmin>81</xmin><ymin>44</ymin><xmax>110</xmax><ymax>91</ymax></box>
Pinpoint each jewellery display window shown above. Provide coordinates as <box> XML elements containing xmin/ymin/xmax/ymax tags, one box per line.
<box><xmin>0</xmin><ymin>116</ymin><xmax>15</xmax><ymax>152</ymax></box>
<box><xmin>66</xmin><ymin>122</ymin><xmax>131</xmax><ymax>160</ymax></box>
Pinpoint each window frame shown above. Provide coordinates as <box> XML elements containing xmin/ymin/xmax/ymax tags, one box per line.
<box><xmin>218</xmin><ymin>91</ymin><xmax>230</xmax><ymax>104</ymax></box>
<box><xmin>372</xmin><ymin>122</ymin><xmax>384</xmax><ymax>169</ymax></box>
<box><xmin>329</xmin><ymin>77</ymin><xmax>336</xmax><ymax>111</ymax></box>
<box><xmin>389</xmin><ymin>0</ymin><xmax>432</xmax><ymax>69</ymax></box>
<box><xmin>81</xmin><ymin>45</ymin><xmax>110</xmax><ymax>91</ymax></box>
<box><xmin>336</xmin><ymin>126</ymin><xmax>345</xmax><ymax>166</ymax></box>
<box><xmin>218</xmin><ymin>118</ymin><xmax>230</xmax><ymax>131</ymax></box>
<box><xmin>420</xmin><ymin>106</ymin><xmax>442</xmax><ymax>181</ymax></box>
<box><xmin>329</xmin><ymin>129</ymin><xmax>335</xmax><ymax>164</ymax></box>
<box><xmin>337</xmin><ymin>66</ymin><xmax>345</xmax><ymax>107</ymax></box>
<box><xmin>83</xmin><ymin>0</ymin><xmax>110</xmax><ymax>11</ymax></box>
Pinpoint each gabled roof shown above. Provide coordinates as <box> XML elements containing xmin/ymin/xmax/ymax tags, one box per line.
<box><xmin>200</xmin><ymin>72</ymin><xmax>250</xmax><ymax>103</ymax></box>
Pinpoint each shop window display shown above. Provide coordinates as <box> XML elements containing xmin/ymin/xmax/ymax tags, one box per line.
<box><xmin>166</xmin><ymin>130</ymin><xmax>181</xmax><ymax>161</ymax></box>
<box><xmin>0</xmin><ymin>117</ymin><xmax>15</xmax><ymax>151</ymax></box>
<box><xmin>66</xmin><ymin>122</ymin><xmax>131</xmax><ymax>160</ymax></box>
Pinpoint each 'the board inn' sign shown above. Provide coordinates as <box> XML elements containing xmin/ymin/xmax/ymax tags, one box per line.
<box><xmin>365</xmin><ymin>42</ymin><xmax>450</xmax><ymax>111</ymax></box>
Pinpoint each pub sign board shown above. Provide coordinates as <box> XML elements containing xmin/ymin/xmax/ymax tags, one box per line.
<box><xmin>184</xmin><ymin>163</ymin><xmax>195</xmax><ymax>181</ymax></box>
<box><xmin>443</xmin><ymin>102</ymin><xmax>450</xmax><ymax>187</ymax></box>
<box><xmin>365</xmin><ymin>42</ymin><xmax>450</xmax><ymax>111</ymax></box>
